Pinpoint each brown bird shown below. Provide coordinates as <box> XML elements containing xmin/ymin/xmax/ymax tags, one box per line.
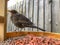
<box><xmin>8</xmin><ymin>10</ymin><xmax>45</xmax><ymax>31</ymax></box>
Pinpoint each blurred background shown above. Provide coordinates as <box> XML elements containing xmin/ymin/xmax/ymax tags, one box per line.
<box><xmin>8</xmin><ymin>0</ymin><xmax>23</xmax><ymax>7</ymax></box>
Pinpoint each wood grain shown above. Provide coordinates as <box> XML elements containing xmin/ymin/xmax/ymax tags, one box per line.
<box><xmin>6</xmin><ymin>32</ymin><xmax>60</xmax><ymax>39</ymax></box>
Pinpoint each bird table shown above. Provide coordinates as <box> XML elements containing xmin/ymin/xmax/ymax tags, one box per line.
<box><xmin>6</xmin><ymin>31</ymin><xmax>60</xmax><ymax>39</ymax></box>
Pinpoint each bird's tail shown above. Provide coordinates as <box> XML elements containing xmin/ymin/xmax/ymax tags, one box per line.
<box><xmin>27</xmin><ymin>25</ymin><xmax>45</xmax><ymax>31</ymax></box>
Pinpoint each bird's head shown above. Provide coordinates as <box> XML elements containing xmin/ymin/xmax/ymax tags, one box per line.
<box><xmin>8</xmin><ymin>10</ymin><xmax>18</xmax><ymax>14</ymax></box>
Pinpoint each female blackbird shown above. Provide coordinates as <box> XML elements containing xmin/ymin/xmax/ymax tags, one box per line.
<box><xmin>9</xmin><ymin>10</ymin><xmax>45</xmax><ymax>31</ymax></box>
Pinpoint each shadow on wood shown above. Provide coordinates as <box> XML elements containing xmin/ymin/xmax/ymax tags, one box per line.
<box><xmin>0</xmin><ymin>16</ymin><xmax>4</xmax><ymax>23</ymax></box>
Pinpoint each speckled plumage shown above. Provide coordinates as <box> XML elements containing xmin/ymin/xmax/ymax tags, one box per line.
<box><xmin>9</xmin><ymin>10</ymin><xmax>45</xmax><ymax>31</ymax></box>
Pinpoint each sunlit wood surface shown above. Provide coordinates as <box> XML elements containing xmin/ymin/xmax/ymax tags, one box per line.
<box><xmin>6</xmin><ymin>32</ymin><xmax>60</xmax><ymax>39</ymax></box>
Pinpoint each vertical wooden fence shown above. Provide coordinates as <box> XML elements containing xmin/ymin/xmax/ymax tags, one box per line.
<box><xmin>7</xmin><ymin>0</ymin><xmax>60</xmax><ymax>33</ymax></box>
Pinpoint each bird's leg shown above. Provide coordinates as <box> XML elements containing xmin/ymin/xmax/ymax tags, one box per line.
<box><xmin>14</xmin><ymin>27</ymin><xmax>18</xmax><ymax>32</ymax></box>
<box><xmin>14</xmin><ymin>30</ymin><xmax>16</xmax><ymax>32</ymax></box>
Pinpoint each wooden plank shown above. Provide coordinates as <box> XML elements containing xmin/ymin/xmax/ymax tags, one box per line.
<box><xmin>44</xmin><ymin>0</ymin><xmax>51</xmax><ymax>32</ymax></box>
<box><xmin>6</xmin><ymin>32</ymin><xmax>60</xmax><ymax>39</ymax></box>
<box><xmin>4</xmin><ymin>0</ymin><xmax>7</xmax><ymax>40</ymax></box>
<box><xmin>0</xmin><ymin>0</ymin><xmax>7</xmax><ymax>41</ymax></box>
<box><xmin>52</xmin><ymin>0</ymin><xmax>60</xmax><ymax>33</ymax></box>
<box><xmin>39</xmin><ymin>0</ymin><xmax>44</xmax><ymax>31</ymax></box>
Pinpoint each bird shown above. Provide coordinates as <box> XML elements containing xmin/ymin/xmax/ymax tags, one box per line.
<box><xmin>8</xmin><ymin>10</ymin><xmax>45</xmax><ymax>31</ymax></box>
<box><xmin>49</xmin><ymin>0</ymin><xmax>52</xmax><ymax>3</ymax></box>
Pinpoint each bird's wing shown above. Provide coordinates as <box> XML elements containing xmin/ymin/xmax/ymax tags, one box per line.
<box><xmin>16</xmin><ymin>14</ymin><xmax>33</xmax><ymax>25</ymax></box>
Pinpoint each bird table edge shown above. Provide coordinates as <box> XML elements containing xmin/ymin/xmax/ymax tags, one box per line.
<box><xmin>6</xmin><ymin>31</ymin><xmax>60</xmax><ymax>39</ymax></box>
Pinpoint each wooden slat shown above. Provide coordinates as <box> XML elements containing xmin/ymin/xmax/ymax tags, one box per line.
<box><xmin>6</xmin><ymin>32</ymin><xmax>60</xmax><ymax>39</ymax></box>
<box><xmin>0</xmin><ymin>0</ymin><xmax>7</xmax><ymax>41</ymax></box>
<box><xmin>52</xmin><ymin>0</ymin><xmax>60</xmax><ymax>33</ymax></box>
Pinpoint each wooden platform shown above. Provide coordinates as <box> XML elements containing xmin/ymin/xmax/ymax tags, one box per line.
<box><xmin>6</xmin><ymin>32</ymin><xmax>60</xmax><ymax>39</ymax></box>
